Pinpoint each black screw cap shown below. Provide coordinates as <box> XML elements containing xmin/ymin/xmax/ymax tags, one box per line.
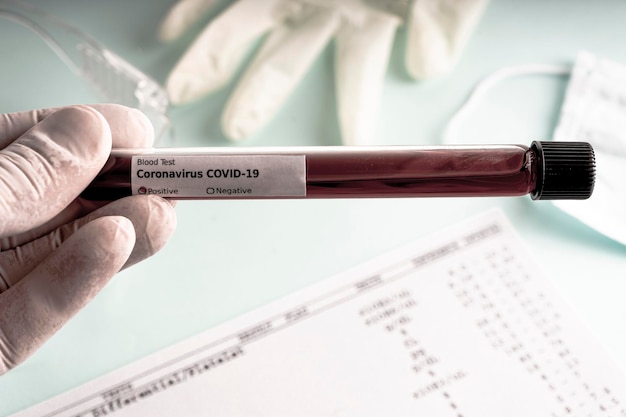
<box><xmin>531</xmin><ymin>141</ymin><xmax>596</xmax><ymax>200</ymax></box>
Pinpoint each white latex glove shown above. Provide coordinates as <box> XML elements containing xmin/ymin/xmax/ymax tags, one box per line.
<box><xmin>404</xmin><ymin>0</ymin><xmax>489</xmax><ymax>79</ymax></box>
<box><xmin>0</xmin><ymin>104</ymin><xmax>177</xmax><ymax>375</ymax></box>
<box><xmin>160</xmin><ymin>0</ymin><xmax>488</xmax><ymax>145</ymax></box>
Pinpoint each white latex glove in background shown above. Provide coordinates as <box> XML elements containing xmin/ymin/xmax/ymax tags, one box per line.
<box><xmin>0</xmin><ymin>104</ymin><xmax>177</xmax><ymax>375</ymax></box>
<box><xmin>160</xmin><ymin>0</ymin><xmax>488</xmax><ymax>145</ymax></box>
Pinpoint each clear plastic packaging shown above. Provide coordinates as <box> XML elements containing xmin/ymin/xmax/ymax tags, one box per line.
<box><xmin>0</xmin><ymin>0</ymin><xmax>171</xmax><ymax>141</ymax></box>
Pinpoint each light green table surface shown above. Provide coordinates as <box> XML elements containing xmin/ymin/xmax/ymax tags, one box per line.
<box><xmin>1</xmin><ymin>0</ymin><xmax>626</xmax><ymax>414</ymax></box>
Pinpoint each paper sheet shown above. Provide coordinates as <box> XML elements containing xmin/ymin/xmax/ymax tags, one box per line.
<box><xmin>12</xmin><ymin>209</ymin><xmax>626</xmax><ymax>416</ymax></box>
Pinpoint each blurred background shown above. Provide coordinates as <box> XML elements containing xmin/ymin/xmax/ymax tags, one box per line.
<box><xmin>1</xmin><ymin>0</ymin><xmax>626</xmax><ymax>414</ymax></box>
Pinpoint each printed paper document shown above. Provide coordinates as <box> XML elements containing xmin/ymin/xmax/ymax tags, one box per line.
<box><xmin>13</xmin><ymin>210</ymin><xmax>626</xmax><ymax>416</ymax></box>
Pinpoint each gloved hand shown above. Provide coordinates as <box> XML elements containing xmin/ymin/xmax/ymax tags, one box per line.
<box><xmin>0</xmin><ymin>104</ymin><xmax>177</xmax><ymax>375</ymax></box>
<box><xmin>159</xmin><ymin>0</ymin><xmax>488</xmax><ymax>145</ymax></box>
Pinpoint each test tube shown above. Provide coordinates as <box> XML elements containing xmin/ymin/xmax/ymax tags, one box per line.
<box><xmin>81</xmin><ymin>141</ymin><xmax>595</xmax><ymax>201</ymax></box>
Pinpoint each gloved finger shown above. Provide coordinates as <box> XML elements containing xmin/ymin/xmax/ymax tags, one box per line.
<box><xmin>0</xmin><ymin>216</ymin><xmax>135</xmax><ymax>375</ymax></box>
<box><xmin>1</xmin><ymin>168</ymin><xmax>166</xmax><ymax>251</ymax></box>
<box><xmin>0</xmin><ymin>106</ymin><xmax>111</xmax><ymax>238</ymax></box>
<box><xmin>159</xmin><ymin>0</ymin><xmax>222</xmax><ymax>42</ymax></box>
<box><xmin>0</xmin><ymin>197</ymin><xmax>100</xmax><ymax>251</ymax></box>
<box><xmin>405</xmin><ymin>0</ymin><xmax>488</xmax><ymax>79</ymax></box>
<box><xmin>222</xmin><ymin>5</ymin><xmax>340</xmax><ymax>140</ymax></box>
<box><xmin>0</xmin><ymin>104</ymin><xmax>156</xmax><ymax>246</ymax></box>
<box><xmin>0</xmin><ymin>195</ymin><xmax>176</xmax><ymax>288</ymax></box>
<box><xmin>166</xmin><ymin>0</ymin><xmax>292</xmax><ymax>104</ymax></box>
<box><xmin>90</xmin><ymin>104</ymin><xmax>155</xmax><ymax>148</ymax></box>
<box><xmin>335</xmin><ymin>11</ymin><xmax>400</xmax><ymax>145</ymax></box>
<box><xmin>0</xmin><ymin>103</ymin><xmax>154</xmax><ymax>149</ymax></box>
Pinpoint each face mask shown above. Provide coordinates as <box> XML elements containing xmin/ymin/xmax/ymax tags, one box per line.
<box><xmin>552</xmin><ymin>51</ymin><xmax>626</xmax><ymax>246</ymax></box>
<box><xmin>444</xmin><ymin>50</ymin><xmax>626</xmax><ymax>246</ymax></box>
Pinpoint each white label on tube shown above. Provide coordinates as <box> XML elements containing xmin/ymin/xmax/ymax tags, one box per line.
<box><xmin>131</xmin><ymin>155</ymin><xmax>306</xmax><ymax>198</ymax></box>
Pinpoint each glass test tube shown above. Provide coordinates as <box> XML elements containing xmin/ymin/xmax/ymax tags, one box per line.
<box><xmin>81</xmin><ymin>141</ymin><xmax>595</xmax><ymax>201</ymax></box>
